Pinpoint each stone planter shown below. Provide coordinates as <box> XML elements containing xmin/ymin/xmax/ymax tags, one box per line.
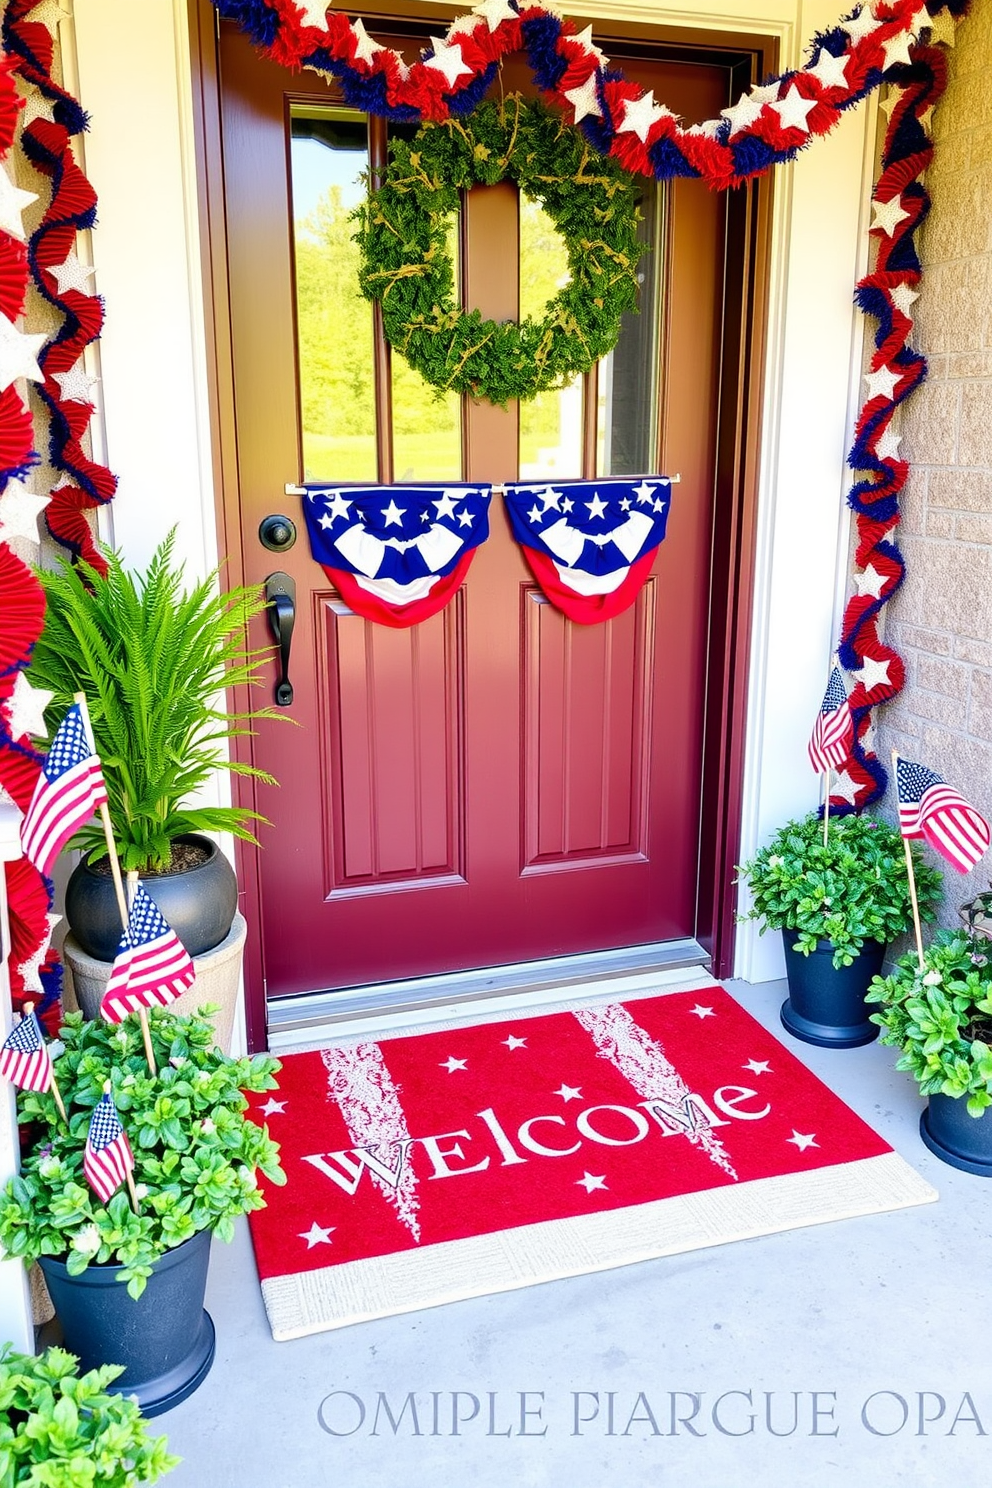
<box><xmin>779</xmin><ymin>929</ymin><xmax>884</xmax><ymax>1049</ymax></box>
<box><xmin>64</xmin><ymin>912</ymin><xmax>247</xmax><ymax>1055</ymax></box>
<box><xmin>920</xmin><ymin>1092</ymin><xmax>992</xmax><ymax>1177</ymax></box>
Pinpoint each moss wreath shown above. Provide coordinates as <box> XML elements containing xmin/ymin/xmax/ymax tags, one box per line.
<box><xmin>353</xmin><ymin>95</ymin><xmax>645</xmax><ymax>406</ymax></box>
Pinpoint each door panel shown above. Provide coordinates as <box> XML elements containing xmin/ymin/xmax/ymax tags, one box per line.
<box><xmin>217</xmin><ymin>21</ymin><xmax>730</xmax><ymax>998</ymax></box>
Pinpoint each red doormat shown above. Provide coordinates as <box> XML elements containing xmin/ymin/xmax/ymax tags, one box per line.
<box><xmin>246</xmin><ymin>983</ymin><xmax>935</xmax><ymax>1339</ymax></box>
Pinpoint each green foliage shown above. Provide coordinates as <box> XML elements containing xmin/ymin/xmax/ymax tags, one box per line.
<box><xmin>867</xmin><ymin>929</ymin><xmax>992</xmax><ymax>1115</ymax></box>
<box><xmin>737</xmin><ymin>811</ymin><xmax>943</xmax><ymax>967</ymax></box>
<box><xmin>27</xmin><ymin>533</ymin><xmax>280</xmax><ymax>872</ymax></box>
<box><xmin>353</xmin><ymin>96</ymin><xmax>644</xmax><ymax>405</ymax></box>
<box><xmin>0</xmin><ymin>1010</ymin><xmax>285</xmax><ymax>1299</ymax></box>
<box><xmin>0</xmin><ymin>1344</ymin><xmax>178</xmax><ymax>1486</ymax></box>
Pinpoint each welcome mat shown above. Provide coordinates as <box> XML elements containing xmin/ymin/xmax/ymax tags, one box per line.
<box><xmin>245</xmin><ymin>983</ymin><xmax>936</xmax><ymax>1339</ymax></box>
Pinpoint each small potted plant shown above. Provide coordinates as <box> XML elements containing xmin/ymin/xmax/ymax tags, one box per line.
<box><xmin>738</xmin><ymin>811</ymin><xmax>942</xmax><ymax>1048</ymax></box>
<box><xmin>0</xmin><ymin>1344</ymin><xmax>178</xmax><ymax>1484</ymax></box>
<box><xmin>867</xmin><ymin>928</ymin><xmax>992</xmax><ymax>1175</ymax></box>
<box><xmin>0</xmin><ymin>1007</ymin><xmax>284</xmax><ymax>1415</ymax></box>
<box><xmin>27</xmin><ymin>533</ymin><xmax>279</xmax><ymax>1048</ymax></box>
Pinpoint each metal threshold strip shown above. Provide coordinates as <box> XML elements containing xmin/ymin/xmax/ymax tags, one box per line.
<box><xmin>266</xmin><ymin>937</ymin><xmax>710</xmax><ymax>1048</ymax></box>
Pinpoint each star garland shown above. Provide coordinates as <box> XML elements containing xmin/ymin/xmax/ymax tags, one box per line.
<box><xmin>212</xmin><ymin>0</ymin><xmax>968</xmax><ymax>189</ymax></box>
<box><xmin>354</xmin><ymin>96</ymin><xmax>643</xmax><ymax>403</ymax></box>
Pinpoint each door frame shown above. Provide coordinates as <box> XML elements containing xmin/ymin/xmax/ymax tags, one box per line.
<box><xmin>186</xmin><ymin>0</ymin><xmax>774</xmax><ymax>1050</ymax></box>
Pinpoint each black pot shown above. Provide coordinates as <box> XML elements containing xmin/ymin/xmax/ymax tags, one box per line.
<box><xmin>65</xmin><ymin>833</ymin><xmax>238</xmax><ymax>961</ymax></box>
<box><xmin>920</xmin><ymin>1093</ymin><xmax>992</xmax><ymax>1176</ymax></box>
<box><xmin>779</xmin><ymin>930</ymin><xmax>884</xmax><ymax>1048</ymax></box>
<box><xmin>39</xmin><ymin>1229</ymin><xmax>215</xmax><ymax>1418</ymax></box>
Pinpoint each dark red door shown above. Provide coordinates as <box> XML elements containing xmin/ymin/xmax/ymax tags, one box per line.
<box><xmin>216</xmin><ymin>22</ymin><xmax>729</xmax><ymax>1000</ymax></box>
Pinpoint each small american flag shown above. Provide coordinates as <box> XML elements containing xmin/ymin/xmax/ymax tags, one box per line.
<box><xmin>99</xmin><ymin>880</ymin><xmax>195</xmax><ymax>1025</ymax></box>
<box><xmin>808</xmin><ymin>668</ymin><xmax>854</xmax><ymax>773</ymax></box>
<box><xmin>20</xmin><ymin>704</ymin><xmax>108</xmax><ymax>877</ymax></box>
<box><xmin>83</xmin><ymin>1089</ymin><xmax>134</xmax><ymax>1204</ymax></box>
<box><xmin>0</xmin><ymin>1009</ymin><xmax>53</xmax><ymax>1093</ymax></box>
<box><xmin>896</xmin><ymin>755</ymin><xmax>991</xmax><ymax>873</ymax></box>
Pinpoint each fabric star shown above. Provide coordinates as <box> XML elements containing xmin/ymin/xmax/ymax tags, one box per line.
<box><xmin>830</xmin><ymin>768</ymin><xmax>862</xmax><ymax>806</ymax></box>
<box><xmin>572</xmin><ymin>25</ymin><xmax>608</xmax><ymax>66</ymax></box>
<box><xmin>4</xmin><ymin>673</ymin><xmax>53</xmax><ymax>740</ymax></box>
<box><xmin>381</xmin><ymin>499</ymin><xmax>406</xmax><ymax>527</ymax></box>
<box><xmin>53</xmin><ymin>360</ymin><xmax>99</xmax><ymax>404</ymax></box>
<box><xmin>0</xmin><ymin>168</ymin><xmax>37</xmax><ymax>242</ymax></box>
<box><xmin>690</xmin><ymin>1004</ymin><xmax>716</xmax><ymax>1019</ymax></box>
<box><xmin>502</xmin><ymin>1035</ymin><xmax>527</xmax><ymax>1050</ymax></box>
<box><xmin>889</xmin><ymin>282</ymin><xmax>919</xmax><ymax>317</ymax></box>
<box><xmin>841</xmin><ymin>5</ymin><xmax>883</xmax><ymax>45</ymax></box>
<box><xmin>854</xmin><ymin>565</ymin><xmax>887</xmax><ymax>599</ymax></box>
<box><xmin>743</xmin><ymin>1060</ymin><xmax>772</xmax><ymax>1075</ymax></box>
<box><xmin>351</xmin><ymin>18</ymin><xmax>383</xmax><ymax>64</ymax></box>
<box><xmin>857</xmin><ymin>654</ymin><xmax>892</xmax><ymax>692</ymax></box>
<box><xmin>876</xmin><ymin>426</ymin><xmax>902</xmax><ymax>461</ymax></box>
<box><xmin>469</xmin><ymin>0</ymin><xmax>519</xmax><ymax>32</ymax></box>
<box><xmin>433</xmin><ymin>491</ymin><xmax>460</xmax><ymax>520</ymax></box>
<box><xmin>881</xmin><ymin>28</ymin><xmax>916</xmax><ymax>70</ymax></box>
<box><xmin>633</xmin><ymin>481</ymin><xmax>655</xmax><ymax>504</ymax></box>
<box><xmin>528</xmin><ymin>504</ymin><xmax>543</xmax><ymax>523</ymax></box>
<box><xmin>424</xmin><ymin>38</ymin><xmax>473</xmax><ymax>88</ymax></box>
<box><xmin>652</xmin><ymin>496</ymin><xmax>667</xmax><ymax>513</ymax></box>
<box><xmin>323</xmin><ymin>491</ymin><xmax>352</xmax><ymax>524</ymax></box>
<box><xmin>770</xmin><ymin>85</ymin><xmax>818</xmax><ymax>133</ymax></box>
<box><xmin>564</xmin><ymin>74</ymin><xmax>602</xmax><ymax>123</ymax></box>
<box><xmin>456</xmin><ymin>510</ymin><xmax>474</xmax><ymax>527</ymax></box>
<box><xmin>618</xmin><ymin>91</ymin><xmax>674</xmax><ymax>144</ymax></box>
<box><xmin>619</xmin><ymin>497</ymin><xmax>632</xmax><ymax>511</ymax></box>
<box><xmin>0</xmin><ymin>479</ymin><xmax>50</xmax><ymax>543</ymax></box>
<box><xmin>261</xmin><ymin>1098</ymin><xmax>286</xmax><ymax>1116</ymax></box>
<box><xmin>538</xmin><ymin>486</ymin><xmax>562</xmax><ymax>511</ymax></box>
<box><xmin>0</xmin><ymin>314</ymin><xmax>44</xmax><ymax>391</ymax></box>
<box><xmin>560</xmin><ymin>497</ymin><xmax>574</xmax><ymax>513</ymax></box>
<box><xmin>555</xmin><ymin>1083</ymin><xmax>582</xmax><ymax>1102</ymax></box>
<box><xmin>585</xmin><ymin>493</ymin><xmax>608</xmax><ymax>520</ymax></box>
<box><xmin>864</xmin><ymin>364</ymin><xmax>901</xmax><ymax>401</ymax></box>
<box><xmin>441</xmin><ymin>1056</ymin><xmax>467</xmax><ymax>1072</ymax></box>
<box><xmin>871</xmin><ymin>195</ymin><xmax>910</xmax><ymax>236</ymax></box>
<box><xmin>787</xmin><ymin>1131</ymin><xmax>819</xmax><ymax>1151</ymax></box>
<box><xmin>807</xmin><ymin>47</ymin><xmax>850</xmax><ymax>90</ymax></box>
<box><xmin>295</xmin><ymin>0</ymin><xmax>331</xmax><ymax>28</ymax></box>
<box><xmin>576</xmin><ymin>1172</ymin><xmax>607</xmax><ymax>1192</ymax></box>
<box><xmin>299</xmin><ymin>1221</ymin><xmax>335</xmax><ymax>1247</ymax></box>
<box><xmin>50</xmin><ymin>253</ymin><xmax>97</xmax><ymax>297</ymax></box>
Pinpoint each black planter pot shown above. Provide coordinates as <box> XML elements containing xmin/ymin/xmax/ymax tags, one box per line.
<box><xmin>39</xmin><ymin>1229</ymin><xmax>215</xmax><ymax>1418</ymax></box>
<box><xmin>65</xmin><ymin>833</ymin><xmax>238</xmax><ymax>961</ymax></box>
<box><xmin>779</xmin><ymin>930</ymin><xmax>884</xmax><ymax>1049</ymax></box>
<box><xmin>920</xmin><ymin>1093</ymin><xmax>992</xmax><ymax>1176</ymax></box>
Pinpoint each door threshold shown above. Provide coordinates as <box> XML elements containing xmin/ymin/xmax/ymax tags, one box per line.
<box><xmin>267</xmin><ymin>938</ymin><xmax>710</xmax><ymax>1050</ymax></box>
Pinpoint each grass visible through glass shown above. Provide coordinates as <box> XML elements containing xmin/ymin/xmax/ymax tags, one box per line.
<box><xmin>519</xmin><ymin>194</ymin><xmax>582</xmax><ymax>481</ymax></box>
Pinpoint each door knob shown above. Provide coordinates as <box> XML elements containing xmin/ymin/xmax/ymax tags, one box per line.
<box><xmin>259</xmin><ymin>514</ymin><xmax>297</xmax><ymax>552</ymax></box>
<box><xmin>265</xmin><ymin>572</ymin><xmax>296</xmax><ymax>707</ymax></box>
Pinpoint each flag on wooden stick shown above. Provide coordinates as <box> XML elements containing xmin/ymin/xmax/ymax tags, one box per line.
<box><xmin>895</xmin><ymin>755</ymin><xmax>991</xmax><ymax>873</ymax></box>
<box><xmin>83</xmin><ymin>1087</ymin><xmax>134</xmax><ymax>1204</ymax></box>
<box><xmin>808</xmin><ymin>667</ymin><xmax>854</xmax><ymax>773</ymax></box>
<box><xmin>0</xmin><ymin>1007</ymin><xmax>52</xmax><ymax>1093</ymax></box>
<box><xmin>100</xmin><ymin>880</ymin><xmax>195</xmax><ymax>1024</ymax></box>
<box><xmin>20</xmin><ymin>703</ymin><xmax>108</xmax><ymax>876</ymax></box>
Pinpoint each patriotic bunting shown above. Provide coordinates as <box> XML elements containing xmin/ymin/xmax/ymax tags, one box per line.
<box><xmin>808</xmin><ymin>667</ymin><xmax>854</xmax><ymax>774</ymax></box>
<box><xmin>100</xmin><ymin>880</ymin><xmax>196</xmax><ymax>1025</ymax></box>
<box><xmin>83</xmin><ymin>1087</ymin><xmax>134</xmax><ymax>1204</ymax></box>
<box><xmin>0</xmin><ymin>1005</ymin><xmax>52</xmax><ymax>1092</ymax></box>
<box><xmin>895</xmin><ymin>755</ymin><xmax>991</xmax><ymax>874</ymax></box>
<box><xmin>504</xmin><ymin>476</ymin><xmax>672</xmax><ymax>623</ymax></box>
<box><xmin>301</xmin><ymin>482</ymin><xmax>491</xmax><ymax>627</ymax></box>
<box><xmin>19</xmin><ymin>702</ymin><xmax>107</xmax><ymax>876</ymax></box>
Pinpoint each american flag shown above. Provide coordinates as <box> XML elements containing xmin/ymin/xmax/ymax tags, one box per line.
<box><xmin>83</xmin><ymin>1089</ymin><xmax>134</xmax><ymax>1203</ymax></box>
<box><xmin>99</xmin><ymin>880</ymin><xmax>195</xmax><ymax>1024</ymax></box>
<box><xmin>895</xmin><ymin>755</ymin><xmax>991</xmax><ymax>873</ymax></box>
<box><xmin>20</xmin><ymin>704</ymin><xmax>108</xmax><ymax>876</ymax></box>
<box><xmin>808</xmin><ymin>667</ymin><xmax>854</xmax><ymax>773</ymax></box>
<box><xmin>0</xmin><ymin>1008</ymin><xmax>53</xmax><ymax>1093</ymax></box>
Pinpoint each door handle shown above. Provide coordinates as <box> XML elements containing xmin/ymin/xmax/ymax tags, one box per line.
<box><xmin>265</xmin><ymin>572</ymin><xmax>296</xmax><ymax>707</ymax></box>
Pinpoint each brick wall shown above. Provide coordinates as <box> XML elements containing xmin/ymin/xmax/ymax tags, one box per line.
<box><xmin>875</xmin><ymin>7</ymin><xmax>992</xmax><ymax>923</ymax></box>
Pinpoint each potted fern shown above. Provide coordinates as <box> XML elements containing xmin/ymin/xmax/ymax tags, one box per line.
<box><xmin>27</xmin><ymin>535</ymin><xmax>277</xmax><ymax>1047</ymax></box>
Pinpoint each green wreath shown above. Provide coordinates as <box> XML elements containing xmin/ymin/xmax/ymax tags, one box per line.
<box><xmin>353</xmin><ymin>96</ymin><xmax>645</xmax><ymax>406</ymax></box>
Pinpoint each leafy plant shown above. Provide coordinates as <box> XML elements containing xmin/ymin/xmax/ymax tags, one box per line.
<box><xmin>0</xmin><ymin>1010</ymin><xmax>285</xmax><ymax>1298</ymax></box>
<box><xmin>27</xmin><ymin>532</ymin><xmax>279</xmax><ymax>872</ymax></box>
<box><xmin>867</xmin><ymin>928</ymin><xmax>992</xmax><ymax>1116</ymax></box>
<box><xmin>0</xmin><ymin>1344</ymin><xmax>178</xmax><ymax>1486</ymax></box>
<box><xmin>737</xmin><ymin>811</ymin><xmax>943</xmax><ymax>967</ymax></box>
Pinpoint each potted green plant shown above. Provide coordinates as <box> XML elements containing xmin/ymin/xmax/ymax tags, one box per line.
<box><xmin>738</xmin><ymin>811</ymin><xmax>942</xmax><ymax>1048</ymax></box>
<box><xmin>0</xmin><ymin>1344</ymin><xmax>178</xmax><ymax>1484</ymax></box>
<box><xmin>0</xmin><ymin>1008</ymin><xmax>284</xmax><ymax>1415</ymax></box>
<box><xmin>27</xmin><ymin>533</ymin><xmax>278</xmax><ymax>1048</ymax></box>
<box><xmin>867</xmin><ymin>928</ymin><xmax>992</xmax><ymax>1175</ymax></box>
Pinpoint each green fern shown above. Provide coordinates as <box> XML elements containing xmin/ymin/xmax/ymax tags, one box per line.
<box><xmin>29</xmin><ymin>533</ymin><xmax>281</xmax><ymax>872</ymax></box>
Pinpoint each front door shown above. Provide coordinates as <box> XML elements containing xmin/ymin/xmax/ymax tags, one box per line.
<box><xmin>211</xmin><ymin>16</ymin><xmax>760</xmax><ymax>1023</ymax></box>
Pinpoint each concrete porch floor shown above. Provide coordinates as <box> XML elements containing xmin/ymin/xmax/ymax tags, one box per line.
<box><xmin>158</xmin><ymin>976</ymin><xmax>992</xmax><ymax>1488</ymax></box>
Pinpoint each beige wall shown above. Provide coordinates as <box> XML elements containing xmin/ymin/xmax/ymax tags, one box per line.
<box><xmin>877</xmin><ymin>6</ymin><xmax>992</xmax><ymax>923</ymax></box>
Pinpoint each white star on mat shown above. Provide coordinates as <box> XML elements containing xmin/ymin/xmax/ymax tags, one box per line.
<box><xmin>689</xmin><ymin>1004</ymin><xmax>716</xmax><ymax>1019</ymax></box>
<box><xmin>0</xmin><ymin>479</ymin><xmax>49</xmax><ymax>544</ymax></box>
<box><xmin>424</xmin><ymin>38</ymin><xmax>473</xmax><ymax>89</ymax></box>
<box><xmin>564</xmin><ymin>74</ymin><xmax>602</xmax><ymax>124</ymax></box>
<box><xmin>854</xmin><ymin>565</ymin><xmax>887</xmax><ymax>599</ymax></box>
<box><xmin>4</xmin><ymin>673</ymin><xmax>53</xmax><ymax>740</ymax></box>
<box><xmin>0</xmin><ymin>168</ymin><xmax>37</xmax><ymax>242</ymax></box>
<box><xmin>633</xmin><ymin>481</ymin><xmax>655</xmax><ymax>505</ymax></box>
<box><xmin>441</xmin><ymin>1056</ymin><xmax>467</xmax><ymax>1073</ymax></box>
<box><xmin>856</xmin><ymin>654</ymin><xmax>892</xmax><ymax>693</ymax></box>
<box><xmin>618</xmin><ymin>91</ymin><xmax>674</xmax><ymax>144</ymax></box>
<box><xmin>787</xmin><ymin>1131</ymin><xmax>819</xmax><ymax>1152</ymax></box>
<box><xmin>50</xmin><ymin>252</ymin><xmax>96</xmax><ymax>297</ymax></box>
<box><xmin>890</xmin><ymin>282</ymin><xmax>919</xmax><ymax>318</ymax></box>
<box><xmin>351</xmin><ymin>19</ymin><xmax>384</xmax><ymax>65</ymax></box>
<box><xmin>830</xmin><ymin>768</ymin><xmax>862</xmax><ymax>806</ymax></box>
<box><xmin>299</xmin><ymin>1222</ymin><xmax>335</xmax><ymax>1248</ymax></box>
<box><xmin>743</xmin><ymin>1060</ymin><xmax>772</xmax><ymax>1076</ymax></box>
<box><xmin>502</xmin><ymin>1035</ymin><xmax>527</xmax><ymax>1050</ymax></box>
<box><xmin>576</xmin><ymin>1171</ymin><xmax>607</xmax><ymax>1192</ymax></box>
<box><xmin>881</xmin><ymin>28</ymin><xmax>916</xmax><ymax>70</ymax></box>
<box><xmin>295</xmin><ymin>0</ymin><xmax>330</xmax><ymax>28</ymax></box>
<box><xmin>841</xmin><ymin>5</ymin><xmax>883</xmax><ymax>46</ymax></box>
<box><xmin>260</xmin><ymin>1098</ymin><xmax>286</xmax><ymax>1116</ymax></box>
<box><xmin>807</xmin><ymin>47</ymin><xmax>850</xmax><ymax>90</ymax></box>
<box><xmin>381</xmin><ymin>499</ymin><xmax>406</xmax><ymax>527</ymax></box>
<box><xmin>0</xmin><ymin>314</ymin><xmax>44</xmax><ymax>391</ymax></box>
<box><xmin>53</xmin><ymin>360</ymin><xmax>99</xmax><ymax>404</ymax></box>
<box><xmin>555</xmin><ymin>1083</ymin><xmax>582</xmax><ymax>1102</ymax></box>
<box><xmin>770</xmin><ymin>85</ymin><xmax>818</xmax><ymax>133</ymax></box>
<box><xmin>864</xmin><ymin>364</ymin><xmax>901</xmax><ymax>402</ymax></box>
<box><xmin>871</xmin><ymin>195</ymin><xmax>911</xmax><ymax>236</ymax></box>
